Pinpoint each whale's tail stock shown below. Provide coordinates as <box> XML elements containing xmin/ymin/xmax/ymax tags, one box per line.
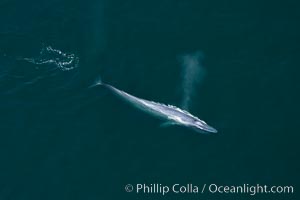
<box><xmin>89</xmin><ymin>76</ymin><xmax>103</xmax><ymax>88</ymax></box>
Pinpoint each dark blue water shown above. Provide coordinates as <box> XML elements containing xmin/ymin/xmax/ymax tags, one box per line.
<box><xmin>0</xmin><ymin>0</ymin><xmax>298</xmax><ymax>199</ymax></box>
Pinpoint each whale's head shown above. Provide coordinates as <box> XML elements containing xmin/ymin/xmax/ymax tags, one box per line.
<box><xmin>192</xmin><ymin>120</ymin><xmax>218</xmax><ymax>134</ymax></box>
<box><xmin>172</xmin><ymin>115</ymin><xmax>218</xmax><ymax>134</ymax></box>
<box><xmin>165</xmin><ymin>106</ymin><xmax>218</xmax><ymax>134</ymax></box>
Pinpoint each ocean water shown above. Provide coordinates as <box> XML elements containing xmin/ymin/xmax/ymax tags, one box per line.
<box><xmin>0</xmin><ymin>0</ymin><xmax>298</xmax><ymax>199</ymax></box>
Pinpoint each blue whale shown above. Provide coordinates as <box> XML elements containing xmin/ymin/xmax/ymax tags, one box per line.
<box><xmin>92</xmin><ymin>81</ymin><xmax>217</xmax><ymax>134</ymax></box>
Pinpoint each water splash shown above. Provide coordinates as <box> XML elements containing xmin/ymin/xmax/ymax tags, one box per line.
<box><xmin>0</xmin><ymin>46</ymin><xmax>80</xmax><ymax>96</ymax></box>
<box><xmin>23</xmin><ymin>46</ymin><xmax>79</xmax><ymax>71</ymax></box>
<box><xmin>180</xmin><ymin>51</ymin><xmax>206</xmax><ymax>110</ymax></box>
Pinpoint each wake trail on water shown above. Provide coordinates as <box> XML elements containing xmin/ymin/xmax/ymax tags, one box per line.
<box><xmin>0</xmin><ymin>45</ymin><xmax>80</xmax><ymax>96</ymax></box>
<box><xmin>21</xmin><ymin>46</ymin><xmax>79</xmax><ymax>71</ymax></box>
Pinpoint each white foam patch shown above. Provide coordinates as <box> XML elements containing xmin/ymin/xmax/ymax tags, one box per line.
<box><xmin>23</xmin><ymin>46</ymin><xmax>79</xmax><ymax>71</ymax></box>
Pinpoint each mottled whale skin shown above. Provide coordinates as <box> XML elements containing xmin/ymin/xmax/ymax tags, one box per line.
<box><xmin>96</xmin><ymin>82</ymin><xmax>217</xmax><ymax>134</ymax></box>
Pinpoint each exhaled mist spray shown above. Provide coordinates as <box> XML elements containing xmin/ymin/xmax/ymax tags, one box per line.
<box><xmin>180</xmin><ymin>51</ymin><xmax>206</xmax><ymax>110</ymax></box>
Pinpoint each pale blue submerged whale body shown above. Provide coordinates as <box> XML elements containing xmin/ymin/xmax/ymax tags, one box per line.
<box><xmin>93</xmin><ymin>81</ymin><xmax>217</xmax><ymax>134</ymax></box>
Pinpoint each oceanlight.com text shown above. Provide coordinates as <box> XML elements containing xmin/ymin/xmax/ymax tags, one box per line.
<box><xmin>124</xmin><ymin>183</ymin><xmax>294</xmax><ymax>196</ymax></box>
